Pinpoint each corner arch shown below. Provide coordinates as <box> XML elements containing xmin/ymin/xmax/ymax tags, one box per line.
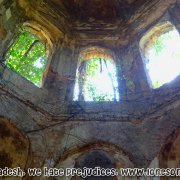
<box><xmin>0</xmin><ymin>116</ymin><xmax>31</xmax><ymax>171</ymax></box>
<box><xmin>159</xmin><ymin>128</ymin><xmax>180</xmax><ymax>169</ymax></box>
<box><xmin>54</xmin><ymin>142</ymin><xmax>135</xmax><ymax>179</ymax></box>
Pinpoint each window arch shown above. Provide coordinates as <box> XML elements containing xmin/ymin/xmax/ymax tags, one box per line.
<box><xmin>5</xmin><ymin>25</ymin><xmax>51</xmax><ymax>87</ymax></box>
<box><xmin>140</xmin><ymin>21</ymin><xmax>180</xmax><ymax>88</ymax></box>
<box><xmin>74</xmin><ymin>47</ymin><xmax>119</xmax><ymax>101</ymax></box>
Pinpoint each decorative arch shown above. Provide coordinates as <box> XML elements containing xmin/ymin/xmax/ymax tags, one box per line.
<box><xmin>74</xmin><ymin>46</ymin><xmax>119</xmax><ymax>101</ymax></box>
<box><xmin>140</xmin><ymin>22</ymin><xmax>174</xmax><ymax>52</ymax></box>
<box><xmin>23</xmin><ymin>21</ymin><xmax>54</xmax><ymax>51</ymax></box>
<box><xmin>54</xmin><ymin>142</ymin><xmax>135</xmax><ymax>180</ymax></box>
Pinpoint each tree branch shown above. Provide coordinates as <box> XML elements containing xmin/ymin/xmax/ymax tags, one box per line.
<box><xmin>24</xmin><ymin>40</ymin><xmax>41</xmax><ymax>57</ymax></box>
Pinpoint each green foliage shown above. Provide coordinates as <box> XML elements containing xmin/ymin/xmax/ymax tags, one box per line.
<box><xmin>152</xmin><ymin>81</ymin><xmax>161</xmax><ymax>89</ymax></box>
<box><xmin>126</xmin><ymin>80</ymin><xmax>135</xmax><ymax>91</ymax></box>
<box><xmin>152</xmin><ymin>32</ymin><xmax>171</xmax><ymax>55</ymax></box>
<box><xmin>152</xmin><ymin>38</ymin><xmax>164</xmax><ymax>55</ymax></box>
<box><xmin>5</xmin><ymin>29</ymin><xmax>48</xmax><ymax>86</ymax></box>
<box><xmin>83</xmin><ymin>58</ymin><xmax>115</xmax><ymax>101</ymax></box>
<box><xmin>85</xmin><ymin>58</ymin><xmax>99</xmax><ymax>77</ymax></box>
<box><xmin>86</xmin><ymin>83</ymin><xmax>113</xmax><ymax>101</ymax></box>
<box><xmin>75</xmin><ymin>54</ymin><xmax>118</xmax><ymax>101</ymax></box>
<box><xmin>145</xmin><ymin>28</ymin><xmax>180</xmax><ymax>89</ymax></box>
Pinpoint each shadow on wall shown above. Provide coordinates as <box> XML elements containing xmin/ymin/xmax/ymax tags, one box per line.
<box><xmin>159</xmin><ymin>128</ymin><xmax>180</xmax><ymax>169</ymax></box>
<box><xmin>0</xmin><ymin>116</ymin><xmax>30</xmax><ymax>176</ymax></box>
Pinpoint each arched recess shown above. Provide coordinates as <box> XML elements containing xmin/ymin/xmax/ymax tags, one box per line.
<box><xmin>23</xmin><ymin>21</ymin><xmax>54</xmax><ymax>86</ymax></box>
<box><xmin>0</xmin><ymin>116</ymin><xmax>30</xmax><ymax>177</ymax></box>
<box><xmin>139</xmin><ymin>21</ymin><xmax>180</xmax><ymax>89</ymax></box>
<box><xmin>158</xmin><ymin>128</ymin><xmax>180</xmax><ymax>179</ymax></box>
<box><xmin>54</xmin><ymin>142</ymin><xmax>135</xmax><ymax>180</ymax></box>
<box><xmin>73</xmin><ymin>46</ymin><xmax>119</xmax><ymax>101</ymax></box>
<box><xmin>23</xmin><ymin>21</ymin><xmax>54</xmax><ymax>51</ymax></box>
<box><xmin>4</xmin><ymin>21</ymin><xmax>54</xmax><ymax>87</ymax></box>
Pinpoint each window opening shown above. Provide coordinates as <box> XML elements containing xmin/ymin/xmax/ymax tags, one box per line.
<box><xmin>141</xmin><ymin>23</ymin><xmax>180</xmax><ymax>88</ymax></box>
<box><xmin>74</xmin><ymin>47</ymin><xmax>119</xmax><ymax>101</ymax></box>
<box><xmin>5</xmin><ymin>28</ymin><xmax>48</xmax><ymax>86</ymax></box>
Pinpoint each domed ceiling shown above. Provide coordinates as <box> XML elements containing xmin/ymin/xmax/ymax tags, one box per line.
<box><xmin>50</xmin><ymin>0</ymin><xmax>139</xmax><ymax>22</ymax></box>
<box><xmin>19</xmin><ymin>0</ymin><xmax>176</xmax><ymax>46</ymax></box>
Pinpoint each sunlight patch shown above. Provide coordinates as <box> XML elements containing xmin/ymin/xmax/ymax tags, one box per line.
<box><xmin>74</xmin><ymin>47</ymin><xmax>119</xmax><ymax>101</ymax></box>
<box><xmin>142</xmin><ymin>25</ymin><xmax>180</xmax><ymax>88</ymax></box>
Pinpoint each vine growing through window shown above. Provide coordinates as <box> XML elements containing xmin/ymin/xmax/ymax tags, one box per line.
<box><xmin>74</xmin><ymin>55</ymin><xmax>119</xmax><ymax>101</ymax></box>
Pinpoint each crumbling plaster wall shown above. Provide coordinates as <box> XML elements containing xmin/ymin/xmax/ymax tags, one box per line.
<box><xmin>0</xmin><ymin>0</ymin><xmax>180</xmax><ymax>179</ymax></box>
<box><xmin>0</xmin><ymin>117</ymin><xmax>29</xmax><ymax>180</ymax></box>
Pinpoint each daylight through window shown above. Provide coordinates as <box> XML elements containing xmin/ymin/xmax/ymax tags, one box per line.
<box><xmin>74</xmin><ymin>47</ymin><xmax>119</xmax><ymax>101</ymax></box>
<box><xmin>141</xmin><ymin>23</ymin><xmax>180</xmax><ymax>88</ymax></box>
<box><xmin>5</xmin><ymin>29</ymin><xmax>48</xmax><ymax>86</ymax></box>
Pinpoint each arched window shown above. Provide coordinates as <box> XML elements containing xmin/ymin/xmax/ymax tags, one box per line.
<box><xmin>140</xmin><ymin>22</ymin><xmax>180</xmax><ymax>88</ymax></box>
<box><xmin>74</xmin><ymin>47</ymin><xmax>119</xmax><ymax>101</ymax></box>
<box><xmin>5</xmin><ymin>28</ymin><xmax>49</xmax><ymax>87</ymax></box>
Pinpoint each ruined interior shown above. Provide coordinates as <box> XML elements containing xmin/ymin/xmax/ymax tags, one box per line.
<box><xmin>0</xmin><ymin>0</ymin><xmax>180</xmax><ymax>179</ymax></box>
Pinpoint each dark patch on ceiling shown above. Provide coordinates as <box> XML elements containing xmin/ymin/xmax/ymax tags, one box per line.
<box><xmin>50</xmin><ymin>0</ymin><xmax>140</xmax><ymax>22</ymax></box>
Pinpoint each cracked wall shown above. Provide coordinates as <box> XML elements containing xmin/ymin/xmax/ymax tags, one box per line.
<box><xmin>0</xmin><ymin>0</ymin><xmax>179</xmax><ymax>180</ymax></box>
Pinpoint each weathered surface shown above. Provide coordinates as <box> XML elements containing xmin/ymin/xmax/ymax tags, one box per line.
<box><xmin>0</xmin><ymin>0</ymin><xmax>179</xmax><ymax>180</ymax></box>
<box><xmin>0</xmin><ymin>117</ymin><xmax>29</xmax><ymax>179</ymax></box>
